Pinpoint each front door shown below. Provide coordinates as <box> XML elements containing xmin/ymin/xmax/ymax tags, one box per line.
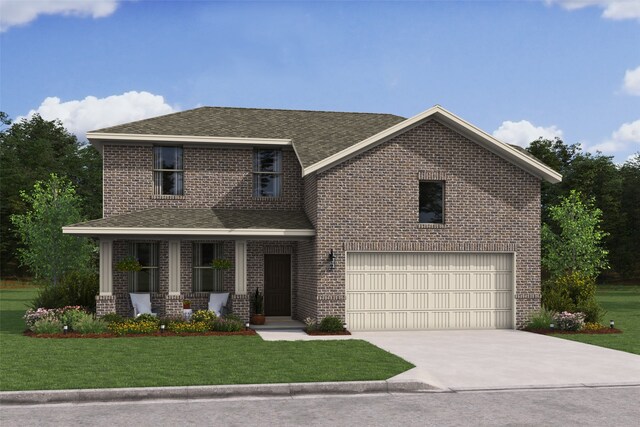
<box><xmin>264</xmin><ymin>254</ymin><xmax>291</xmax><ymax>316</ymax></box>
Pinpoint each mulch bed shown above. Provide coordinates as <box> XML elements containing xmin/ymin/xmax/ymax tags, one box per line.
<box><xmin>23</xmin><ymin>330</ymin><xmax>257</xmax><ymax>339</ymax></box>
<box><xmin>525</xmin><ymin>328</ymin><xmax>622</xmax><ymax>335</ymax></box>
<box><xmin>305</xmin><ymin>330</ymin><xmax>351</xmax><ymax>336</ymax></box>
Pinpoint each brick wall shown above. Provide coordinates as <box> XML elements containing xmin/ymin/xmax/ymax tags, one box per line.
<box><xmin>103</xmin><ymin>145</ymin><xmax>303</xmax><ymax>217</ymax></box>
<box><xmin>313</xmin><ymin>119</ymin><xmax>542</xmax><ymax>328</ymax></box>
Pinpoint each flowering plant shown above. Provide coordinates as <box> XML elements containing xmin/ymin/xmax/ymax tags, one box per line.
<box><xmin>554</xmin><ymin>311</ymin><xmax>586</xmax><ymax>331</ymax></box>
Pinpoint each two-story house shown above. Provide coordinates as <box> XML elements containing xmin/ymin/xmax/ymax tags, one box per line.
<box><xmin>63</xmin><ymin>105</ymin><xmax>561</xmax><ymax>330</ymax></box>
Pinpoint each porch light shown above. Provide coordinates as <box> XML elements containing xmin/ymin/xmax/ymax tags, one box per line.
<box><xmin>549</xmin><ymin>323</ymin><xmax>555</xmax><ymax>331</ymax></box>
<box><xmin>63</xmin><ymin>325</ymin><xmax>68</xmax><ymax>334</ymax></box>
<box><xmin>160</xmin><ymin>324</ymin><xmax>165</xmax><ymax>333</ymax></box>
<box><xmin>328</xmin><ymin>249</ymin><xmax>336</xmax><ymax>270</ymax></box>
<box><xmin>610</xmin><ymin>320</ymin><xmax>615</xmax><ymax>329</ymax></box>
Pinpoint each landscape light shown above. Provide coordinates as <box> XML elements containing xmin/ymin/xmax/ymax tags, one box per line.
<box><xmin>160</xmin><ymin>324</ymin><xmax>165</xmax><ymax>333</ymax></box>
<box><xmin>63</xmin><ymin>325</ymin><xmax>68</xmax><ymax>334</ymax></box>
<box><xmin>549</xmin><ymin>323</ymin><xmax>555</xmax><ymax>331</ymax></box>
<box><xmin>610</xmin><ymin>320</ymin><xmax>614</xmax><ymax>329</ymax></box>
<box><xmin>245</xmin><ymin>322</ymin><xmax>250</xmax><ymax>330</ymax></box>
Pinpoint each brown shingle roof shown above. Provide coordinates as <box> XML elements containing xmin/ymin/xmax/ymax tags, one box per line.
<box><xmin>66</xmin><ymin>208</ymin><xmax>314</xmax><ymax>230</ymax></box>
<box><xmin>92</xmin><ymin>107</ymin><xmax>406</xmax><ymax>168</ymax></box>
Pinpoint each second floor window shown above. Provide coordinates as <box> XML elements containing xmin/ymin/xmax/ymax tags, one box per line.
<box><xmin>253</xmin><ymin>149</ymin><xmax>282</xmax><ymax>197</ymax></box>
<box><xmin>419</xmin><ymin>181</ymin><xmax>444</xmax><ymax>224</ymax></box>
<box><xmin>153</xmin><ymin>146</ymin><xmax>183</xmax><ymax>195</ymax></box>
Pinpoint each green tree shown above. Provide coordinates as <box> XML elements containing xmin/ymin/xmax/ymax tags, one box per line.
<box><xmin>617</xmin><ymin>154</ymin><xmax>640</xmax><ymax>278</ymax></box>
<box><xmin>542</xmin><ymin>190</ymin><xmax>609</xmax><ymax>279</ymax></box>
<box><xmin>10</xmin><ymin>174</ymin><xmax>95</xmax><ymax>286</ymax></box>
<box><xmin>0</xmin><ymin>113</ymin><xmax>102</xmax><ymax>276</ymax></box>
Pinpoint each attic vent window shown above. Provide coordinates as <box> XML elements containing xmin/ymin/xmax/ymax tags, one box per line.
<box><xmin>153</xmin><ymin>146</ymin><xmax>183</xmax><ymax>195</ymax></box>
<box><xmin>419</xmin><ymin>181</ymin><xmax>444</xmax><ymax>224</ymax></box>
<box><xmin>253</xmin><ymin>149</ymin><xmax>282</xmax><ymax>197</ymax></box>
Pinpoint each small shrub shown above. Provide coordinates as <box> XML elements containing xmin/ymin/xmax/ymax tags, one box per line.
<box><xmin>32</xmin><ymin>318</ymin><xmax>63</xmax><ymax>334</ymax></box>
<box><xmin>24</xmin><ymin>307</ymin><xmax>58</xmax><ymax>329</ymax></box>
<box><xmin>576</xmin><ymin>298</ymin><xmax>606</xmax><ymax>324</ymax></box>
<box><xmin>211</xmin><ymin>317</ymin><xmax>244</xmax><ymax>332</ymax></box>
<box><xmin>525</xmin><ymin>307</ymin><xmax>556</xmax><ymax>330</ymax></box>
<box><xmin>542</xmin><ymin>271</ymin><xmax>602</xmax><ymax>323</ymax></box>
<box><xmin>74</xmin><ymin>316</ymin><xmax>109</xmax><ymax>334</ymax></box>
<box><xmin>191</xmin><ymin>310</ymin><xmax>216</xmax><ymax>323</ymax></box>
<box><xmin>304</xmin><ymin>317</ymin><xmax>317</xmax><ymax>332</ymax></box>
<box><xmin>134</xmin><ymin>313</ymin><xmax>160</xmax><ymax>326</ymax></box>
<box><xmin>30</xmin><ymin>271</ymin><xmax>98</xmax><ymax>312</ymax></box>
<box><xmin>100</xmin><ymin>313</ymin><xmax>124</xmax><ymax>324</ymax></box>
<box><xmin>553</xmin><ymin>311</ymin><xmax>585</xmax><ymax>331</ymax></box>
<box><xmin>109</xmin><ymin>319</ymin><xmax>159</xmax><ymax>335</ymax></box>
<box><xmin>60</xmin><ymin>307</ymin><xmax>88</xmax><ymax>330</ymax></box>
<box><xmin>583</xmin><ymin>322</ymin><xmax>605</xmax><ymax>331</ymax></box>
<box><xmin>319</xmin><ymin>316</ymin><xmax>344</xmax><ymax>333</ymax></box>
<box><xmin>169</xmin><ymin>321</ymin><xmax>210</xmax><ymax>333</ymax></box>
<box><xmin>223</xmin><ymin>313</ymin><xmax>243</xmax><ymax>323</ymax></box>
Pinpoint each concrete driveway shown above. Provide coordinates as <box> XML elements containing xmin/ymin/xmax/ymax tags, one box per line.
<box><xmin>351</xmin><ymin>330</ymin><xmax>640</xmax><ymax>391</ymax></box>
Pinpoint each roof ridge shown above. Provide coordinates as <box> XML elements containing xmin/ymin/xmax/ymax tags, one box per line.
<box><xmin>199</xmin><ymin>106</ymin><xmax>404</xmax><ymax>117</ymax></box>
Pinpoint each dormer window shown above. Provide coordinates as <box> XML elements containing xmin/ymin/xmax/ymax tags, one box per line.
<box><xmin>153</xmin><ymin>146</ymin><xmax>183</xmax><ymax>195</ymax></box>
<box><xmin>253</xmin><ymin>149</ymin><xmax>282</xmax><ymax>197</ymax></box>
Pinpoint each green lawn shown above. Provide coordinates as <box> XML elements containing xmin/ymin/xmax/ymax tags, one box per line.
<box><xmin>0</xmin><ymin>288</ymin><xmax>413</xmax><ymax>391</ymax></box>
<box><xmin>553</xmin><ymin>284</ymin><xmax>640</xmax><ymax>355</ymax></box>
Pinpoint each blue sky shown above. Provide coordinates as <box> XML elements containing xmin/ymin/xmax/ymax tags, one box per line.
<box><xmin>1</xmin><ymin>0</ymin><xmax>639</xmax><ymax>162</ymax></box>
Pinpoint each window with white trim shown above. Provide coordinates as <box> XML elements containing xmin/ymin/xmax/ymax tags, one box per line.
<box><xmin>193</xmin><ymin>243</ymin><xmax>224</xmax><ymax>292</ymax></box>
<box><xmin>419</xmin><ymin>181</ymin><xmax>444</xmax><ymax>224</ymax></box>
<box><xmin>153</xmin><ymin>146</ymin><xmax>183</xmax><ymax>195</ymax></box>
<box><xmin>128</xmin><ymin>242</ymin><xmax>159</xmax><ymax>292</ymax></box>
<box><xmin>253</xmin><ymin>149</ymin><xmax>282</xmax><ymax>197</ymax></box>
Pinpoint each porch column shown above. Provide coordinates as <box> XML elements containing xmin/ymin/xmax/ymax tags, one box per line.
<box><xmin>99</xmin><ymin>238</ymin><xmax>113</xmax><ymax>296</ymax></box>
<box><xmin>235</xmin><ymin>240</ymin><xmax>247</xmax><ymax>295</ymax></box>
<box><xmin>168</xmin><ymin>239</ymin><xmax>181</xmax><ymax>296</ymax></box>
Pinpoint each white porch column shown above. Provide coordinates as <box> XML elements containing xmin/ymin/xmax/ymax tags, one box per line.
<box><xmin>168</xmin><ymin>240</ymin><xmax>181</xmax><ymax>296</ymax></box>
<box><xmin>235</xmin><ymin>240</ymin><xmax>247</xmax><ymax>295</ymax></box>
<box><xmin>99</xmin><ymin>238</ymin><xmax>113</xmax><ymax>296</ymax></box>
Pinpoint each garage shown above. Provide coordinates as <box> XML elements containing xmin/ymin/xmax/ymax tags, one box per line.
<box><xmin>345</xmin><ymin>252</ymin><xmax>514</xmax><ymax>330</ymax></box>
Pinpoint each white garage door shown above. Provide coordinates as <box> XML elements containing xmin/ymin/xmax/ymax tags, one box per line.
<box><xmin>345</xmin><ymin>252</ymin><xmax>514</xmax><ymax>330</ymax></box>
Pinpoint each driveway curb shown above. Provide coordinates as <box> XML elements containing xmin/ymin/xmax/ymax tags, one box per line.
<box><xmin>0</xmin><ymin>380</ymin><xmax>440</xmax><ymax>405</ymax></box>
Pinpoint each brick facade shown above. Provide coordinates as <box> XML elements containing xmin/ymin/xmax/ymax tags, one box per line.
<box><xmin>98</xmin><ymin>118</ymin><xmax>542</xmax><ymax>328</ymax></box>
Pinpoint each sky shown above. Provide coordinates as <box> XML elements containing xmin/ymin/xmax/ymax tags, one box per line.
<box><xmin>1</xmin><ymin>0</ymin><xmax>639</xmax><ymax>163</ymax></box>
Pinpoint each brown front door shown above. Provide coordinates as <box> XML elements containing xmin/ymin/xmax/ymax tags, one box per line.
<box><xmin>264</xmin><ymin>254</ymin><xmax>291</xmax><ymax>316</ymax></box>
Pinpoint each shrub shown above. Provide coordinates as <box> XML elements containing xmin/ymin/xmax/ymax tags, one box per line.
<box><xmin>60</xmin><ymin>307</ymin><xmax>88</xmax><ymax>330</ymax></box>
<box><xmin>134</xmin><ymin>313</ymin><xmax>160</xmax><ymax>327</ymax></box>
<box><xmin>542</xmin><ymin>271</ymin><xmax>603</xmax><ymax>323</ymax></box>
<box><xmin>525</xmin><ymin>307</ymin><xmax>556</xmax><ymax>330</ymax></box>
<box><xmin>100</xmin><ymin>313</ymin><xmax>124</xmax><ymax>324</ymax></box>
<box><xmin>191</xmin><ymin>310</ymin><xmax>216</xmax><ymax>323</ymax></box>
<box><xmin>211</xmin><ymin>317</ymin><xmax>244</xmax><ymax>332</ymax></box>
<box><xmin>304</xmin><ymin>317</ymin><xmax>317</xmax><ymax>332</ymax></box>
<box><xmin>318</xmin><ymin>316</ymin><xmax>344</xmax><ymax>332</ymax></box>
<box><xmin>32</xmin><ymin>318</ymin><xmax>63</xmax><ymax>334</ymax></box>
<box><xmin>553</xmin><ymin>311</ymin><xmax>585</xmax><ymax>331</ymax></box>
<box><xmin>223</xmin><ymin>313</ymin><xmax>243</xmax><ymax>323</ymax></box>
<box><xmin>169</xmin><ymin>321</ymin><xmax>210</xmax><ymax>333</ymax></box>
<box><xmin>73</xmin><ymin>316</ymin><xmax>109</xmax><ymax>334</ymax></box>
<box><xmin>24</xmin><ymin>307</ymin><xmax>58</xmax><ymax>329</ymax></box>
<box><xmin>108</xmin><ymin>319</ymin><xmax>159</xmax><ymax>335</ymax></box>
<box><xmin>30</xmin><ymin>271</ymin><xmax>99</xmax><ymax>312</ymax></box>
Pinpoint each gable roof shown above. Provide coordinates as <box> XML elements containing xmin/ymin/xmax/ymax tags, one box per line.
<box><xmin>62</xmin><ymin>208</ymin><xmax>315</xmax><ymax>237</ymax></box>
<box><xmin>88</xmin><ymin>107</ymin><xmax>405</xmax><ymax>168</ymax></box>
<box><xmin>87</xmin><ymin>105</ymin><xmax>561</xmax><ymax>184</ymax></box>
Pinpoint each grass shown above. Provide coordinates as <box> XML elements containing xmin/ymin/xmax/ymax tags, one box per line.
<box><xmin>553</xmin><ymin>284</ymin><xmax>640</xmax><ymax>355</ymax></box>
<box><xmin>0</xmin><ymin>287</ymin><xmax>413</xmax><ymax>391</ymax></box>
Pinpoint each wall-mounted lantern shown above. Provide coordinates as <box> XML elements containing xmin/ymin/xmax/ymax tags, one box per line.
<box><xmin>328</xmin><ymin>249</ymin><xmax>336</xmax><ymax>270</ymax></box>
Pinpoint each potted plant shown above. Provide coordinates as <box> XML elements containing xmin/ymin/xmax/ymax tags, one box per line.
<box><xmin>211</xmin><ymin>258</ymin><xmax>233</xmax><ymax>270</ymax></box>
<box><xmin>183</xmin><ymin>300</ymin><xmax>191</xmax><ymax>310</ymax></box>
<box><xmin>115</xmin><ymin>256</ymin><xmax>142</xmax><ymax>272</ymax></box>
<box><xmin>250</xmin><ymin>288</ymin><xmax>265</xmax><ymax>325</ymax></box>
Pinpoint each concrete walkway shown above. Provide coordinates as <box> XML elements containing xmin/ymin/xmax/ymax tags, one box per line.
<box><xmin>352</xmin><ymin>330</ymin><xmax>640</xmax><ymax>391</ymax></box>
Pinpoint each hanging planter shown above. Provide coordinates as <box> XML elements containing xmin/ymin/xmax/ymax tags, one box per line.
<box><xmin>211</xmin><ymin>258</ymin><xmax>233</xmax><ymax>270</ymax></box>
<box><xmin>115</xmin><ymin>256</ymin><xmax>142</xmax><ymax>272</ymax></box>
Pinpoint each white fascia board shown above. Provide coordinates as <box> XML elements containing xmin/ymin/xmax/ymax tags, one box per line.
<box><xmin>87</xmin><ymin>132</ymin><xmax>292</xmax><ymax>146</ymax></box>
<box><xmin>63</xmin><ymin>226</ymin><xmax>315</xmax><ymax>237</ymax></box>
<box><xmin>302</xmin><ymin>105</ymin><xmax>562</xmax><ymax>184</ymax></box>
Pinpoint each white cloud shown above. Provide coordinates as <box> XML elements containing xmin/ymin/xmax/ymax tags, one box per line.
<box><xmin>623</xmin><ymin>66</ymin><xmax>640</xmax><ymax>95</ymax></box>
<box><xmin>590</xmin><ymin>119</ymin><xmax>640</xmax><ymax>153</ymax></box>
<box><xmin>492</xmin><ymin>120</ymin><xmax>564</xmax><ymax>147</ymax></box>
<box><xmin>21</xmin><ymin>91</ymin><xmax>176</xmax><ymax>140</ymax></box>
<box><xmin>0</xmin><ymin>0</ymin><xmax>119</xmax><ymax>32</ymax></box>
<box><xmin>546</xmin><ymin>0</ymin><xmax>640</xmax><ymax>21</ymax></box>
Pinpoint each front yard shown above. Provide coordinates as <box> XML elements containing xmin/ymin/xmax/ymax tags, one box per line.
<box><xmin>0</xmin><ymin>287</ymin><xmax>413</xmax><ymax>391</ymax></box>
<box><xmin>552</xmin><ymin>284</ymin><xmax>640</xmax><ymax>355</ymax></box>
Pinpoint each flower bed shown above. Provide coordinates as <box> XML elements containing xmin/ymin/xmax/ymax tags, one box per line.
<box><xmin>306</xmin><ymin>330</ymin><xmax>351</xmax><ymax>336</ymax></box>
<box><xmin>524</xmin><ymin>327</ymin><xmax>622</xmax><ymax>335</ymax></box>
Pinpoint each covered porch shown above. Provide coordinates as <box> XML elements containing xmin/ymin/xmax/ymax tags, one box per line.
<box><xmin>62</xmin><ymin>208</ymin><xmax>316</xmax><ymax>322</ymax></box>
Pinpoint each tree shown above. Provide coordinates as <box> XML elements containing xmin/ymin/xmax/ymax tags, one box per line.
<box><xmin>10</xmin><ymin>174</ymin><xmax>95</xmax><ymax>286</ymax></box>
<box><xmin>542</xmin><ymin>190</ymin><xmax>609</xmax><ymax>279</ymax></box>
<box><xmin>0</xmin><ymin>113</ymin><xmax>102</xmax><ymax>276</ymax></box>
<box><xmin>616</xmin><ymin>154</ymin><xmax>640</xmax><ymax>278</ymax></box>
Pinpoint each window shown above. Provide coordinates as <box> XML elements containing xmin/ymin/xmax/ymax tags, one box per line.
<box><xmin>419</xmin><ymin>181</ymin><xmax>444</xmax><ymax>224</ymax></box>
<box><xmin>253</xmin><ymin>149</ymin><xmax>282</xmax><ymax>197</ymax></box>
<box><xmin>129</xmin><ymin>243</ymin><xmax>159</xmax><ymax>292</ymax></box>
<box><xmin>153</xmin><ymin>146</ymin><xmax>183</xmax><ymax>195</ymax></box>
<box><xmin>193</xmin><ymin>243</ymin><xmax>224</xmax><ymax>292</ymax></box>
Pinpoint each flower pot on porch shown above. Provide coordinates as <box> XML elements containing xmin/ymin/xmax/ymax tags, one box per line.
<box><xmin>250</xmin><ymin>314</ymin><xmax>265</xmax><ymax>325</ymax></box>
